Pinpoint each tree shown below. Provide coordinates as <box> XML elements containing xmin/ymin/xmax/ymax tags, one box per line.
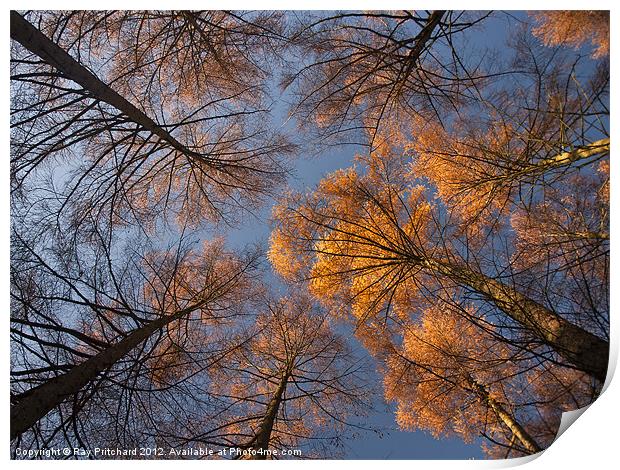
<box><xmin>269</xmin><ymin>26</ymin><xmax>609</xmax><ymax>448</ymax></box>
<box><xmin>177</xmin><ymin>294</ymin><xmax>370</xmax><ymax>459</ymax></box>
<box><xmin>281</xmin><ymin>10</ymin><xmax>493</xmax><ymax>149</ymax></box>
<box><xmin>402</xmin><ymin>34</ymin><xmax>609</xmax><ymax>238</ymax></box>
<box><xmin>383</xmin><ymin>300</ymin><xmax>595</xmax><ymax>457</ymax></box>
<box><xmin>270</xmin><ymin>23</ymin><xmax>609</xmax><ymax>384</ymax></box>
<box><xmin>10</xmin><ymin>9</ymin><xmax>611</xmax><ymax>460</ymax></box>
<box><xmin>530</xmin><ymin>11</ymin><xmax>609</xmax><ymax>59</ymax></box>
<box><xmin>269</xmin><ymin>151</ymin><xmax>608</xmax><ymax>382</ymax></box>
<box><xmin>11</xmin><ymin>10</ymin><xmax>294</xmax><ymax>230</ymax></box>
<box><xmin>11</xmin><ymin>228</ymin><xmax>260</xmax><ymax>446</ymax></box>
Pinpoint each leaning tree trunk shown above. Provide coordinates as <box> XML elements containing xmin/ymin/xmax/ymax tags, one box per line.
<box><xmin>465</xmin><ymin>375</ymin><xmax>542</xmax><ymax>455</ymax></box>
<box><xmin>528</xmin><ymin>138</ymin><xmax>609</xmax><ymax>178</ymax></box>
<box><xmin>10</xmin><ymin>307</ymin><xmax>192</xmax><ymax>441</ymax></box>
<box><xmin>10</xmin><ymin>11</ymin><xmax>207</xmax><ymax>161</ymax></box>
<box><xmin>397</xmin><ymin>10</ymin><xmax>446</xmax><ymax>92</ymax></box>
<box><xmin>485</xmin><ymin>138</ymin><xmax>610</xmax><ymax>185</ymax></box>
<box><xmin>247</xmin><ymin>370</ymin><xmax>291</xmax><ymax>460</ymax></box>
<box><xmin>423</xmin><ymin>259</ymin><xmax>609</xmax><ymax>382</ymax></box>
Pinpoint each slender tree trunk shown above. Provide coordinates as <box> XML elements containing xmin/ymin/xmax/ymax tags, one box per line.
<box><xmin>397</xmin><ymin>11</ymin><xmax>446</xmax><ymax>90</ymax></box>
<box><xmin>465</xmin><ymin>375</ymin><xmax>542</xmax><ymax>455</ymax></box>
<box><xmin>542</xmin><ymin>138</ymin><xmax>609</xmax><ymax>167</ymax></box>
<box><xmin>248</xmin><ymin>370</ymin><xmax>291</xmax><ymax>459</ymax></box>
<box><xmin>10</xmin><ymin>307</ymin><xmax>191</xmax><ymax>441</ymax></box>
<box><xmin>423</xmin><ymin>259</ymin><xmax>609</xmax><ymax>382</ymax></box>
<box><xmin>483</xmin><ymin>138</ymin><xmax>610</xmax><ymax>184</ymax></box>
<box><xmin>10</xmin><ymin>11</ymin><xmax>208</xmax><ymax>162</ymax></box>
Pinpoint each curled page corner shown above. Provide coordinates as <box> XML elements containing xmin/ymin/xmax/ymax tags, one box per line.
<box><xmin>495</xmin><ymin>402</ymin><xmax>598</xmax><ymax>468</ymax></box>
<box><xmin>549</xmin><ymin>349</ymin><xmax>617</xmax><ymax>444</ymax></box>
<box><xmin>550</xmin><ymin>361</ymin><xmax>611</xmax><ymax>446</ymax></box>
<box><xmin>490</xmin><ymin>397</ymin><xmax>604</xmax><ymax>467</ymax></box>
<box><xmin>503</xmin><ymin>451</ymin><xmax>543</xmax><ymax>467</ymax></box>
<box><xmin>485</xmin><ymin>448</ymin><xmax>543</xmax><ymax>468</ymax></box>
<box><xmin>548</xmin><ymin>341</ymin><xmax>617</xmax><ymax>444</ymax></box>
<box><xmin>554</xmin><ymin>405</ymin><xmax>591</xmax><ymax>443</ymax></box>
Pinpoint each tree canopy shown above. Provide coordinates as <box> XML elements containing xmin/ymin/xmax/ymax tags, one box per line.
<box><xmin>10</xmin><ymin>9</ymin><xmax>609</xmax><ymax>460</ymax></box>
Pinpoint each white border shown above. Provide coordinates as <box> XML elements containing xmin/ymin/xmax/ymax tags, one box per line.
<box><xmin>3</xmin><ymin>1</ymin><xmax>617</xmax><ymax>468</ymax></box>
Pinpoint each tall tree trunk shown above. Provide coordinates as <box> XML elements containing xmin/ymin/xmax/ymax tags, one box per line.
<box><xmin>486</xmin><ymin>138</ymin><xmax>610</xmax><ymax>184</ymax></box>
<box><xmin>248</xmin><ymin>370</ymin><xmax>291</xmax><ymax>459</ymax></box>
<box><xmin>10</xmin><ymin>11</ymin><xmax>208</xmax><ymax>162</ymax></box>
<box><xmin>10</xmin><ymin>307</ymin><xmax>192</xmax><ymax>441</ymax></box>
<box><xmin>397</xmin><ymin>10</ymin><xmax>446</xmax><ymax>91</ymax></box>
<box><xmin>423</xmin><ymin>259</ymin><xmax>609</xmax><ymax>382</ymax></box>
<box><xmin>465</xmin><ymin>375</ymin><xmax>542</xmax><ymax>455</ymax></box>
<box><xmin>540</xmin><ymin>138</ymin><xmax>609</xmax><ymax>167</ymax></box>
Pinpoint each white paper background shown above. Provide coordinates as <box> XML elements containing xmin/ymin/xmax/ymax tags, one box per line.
<box><xmin>3</xmin><ymin>1</ymin><xmax>617</xmax><ymax>467</ymax></box>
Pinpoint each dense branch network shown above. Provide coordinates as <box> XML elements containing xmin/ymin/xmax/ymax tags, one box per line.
<box><xmin>10</xmin><ymin>8</ymin><xmax>610</xmax><ymax>459</ymax></box>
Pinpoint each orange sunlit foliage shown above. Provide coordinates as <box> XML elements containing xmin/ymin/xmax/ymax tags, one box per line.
<box><xmin>269</xmin><ymin>157</ymin><xmax>439</xmax><ymax>330</ymax></box>
<box><xmin>531</xmin><ymin>11</ymin><xmax>609</xmax><ymax>58</ymax></box>
<box><xmin>40</xmin><ymin>10</ymin><xmax>284</xmax><ymax>115</ymax></box>
<box><xmin>205</xmin><ymin>294</ymin><xmax>367</xmax><ymax>457</ymax></box>
<box><xmin>384</xmin><ymin>303</ymin><xmax>521</xmax><ymax>449</ymax></box>
<box><xmin>509</xmin><ymin>166</ymin><xmax>609</xmax><ymax>339</ymax></box>
<box><xmin>269</xmin><ymin>144</ymin><xmax>608</xmax><ymax>369</ymax></box>
<box><xmin>407</xmin><ymin>117</ymin><xmax>515</xmax><ymax>237</ymax></box>
<box><xmin>283</xmin><ymin>11</ymin><xmax>490</xmax><ymax>148</ymax></box>
<box><xmin>383</xmin><ymin>301</ymin><xmax>594</xmax><ymax>456</ymax></box>
<box><xmin>143</xmin><ymin>239</ymin><xmax>256</xmax><ymax>321</ymax></box>
<box><xmin>269</xmin><ymin>110</ymin><xmax>608</xmax><ymax>453</ymax></box>
<box><xmin>405</xmin><ymin>107</ymin><xmax>609</xmax><ymax>241</ymax></box>
<box><xmin>511</xmin><ymin>166</ymin><xmax>609</xmax><ymax>272</ymax></box>
<box><xmin>12</xmin><ymin>11</ymin><xmax>293</xmax><ymax>232</ymax></box>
